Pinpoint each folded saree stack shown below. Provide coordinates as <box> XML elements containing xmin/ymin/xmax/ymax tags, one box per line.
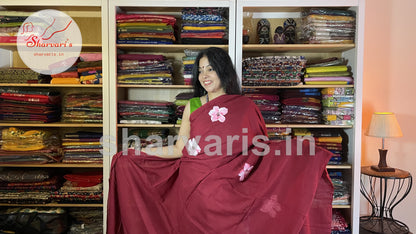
<box><xmin>303</xmin><ymin>57</ymin><xmax>353</xmax><ymax>85</ymax></box>
<box><xmin>0</xmin><ymin>88</ymin><xmax>61</xmax><ymax>123</ymax></box>
<box><xmin>267</xmin><ymin>127</ymin><xmax>291</xmax><ymax>141</ymax></box>
<box><xmin>279</xmin><ymin>88</ymin><xmax>322</xmax><ymax>124</ymax></box>
<box><xmin>0</xmin><ymin>127</ymin><xmax>61</xmax><ymax>164</ymax></box>
<box><xmin>329</xmin><ymin>171</ymin><xmax>350</xmax><ymax>206</ymax></box>
<box><xmin>61</xmin><ymin>131</ymin><xmax>103</xmax><ymax>164</ymax></box>
<box><xmin>116</xmin><ymin>13</ymin><xmax>176</xmax><ymax>44</ymax></box>
<box><xmin>300</xmin><ymin>8</ymin><xmax>356</xmax><ymax>44</ymax></box>
<box><xmin>50</xmin><ymin>66</ymin><xmax>80</xmax><ymax>84</ymax></box>
<box><xmin>0</xmin><ymin>169</ymin><xmax>60</xmax><ymax>204</ymax></box>
<box><xmin>61</xmin><ymin>92</ymin><xmax>103</xmax><ymax>123</ymax></box>
<box><xmin>125</xmin><ymin>128</ymin><xmax>170</xmax><ymax>149</ymax></box>
<box><xmin>242</xmin><ymin>56</ymin><xmax>306</xmax><ymax>86</ymax></box>
<box><xmin>244</xmin><ymin>92</ymin><xmax>281</xmax><ymax>124</ymax></box>
<box><xmin>0</xmin><ymin>11</ymin><xmax>29</xmax><ymax>43</ymax></box>
<box><xmin>321</xmin><ymin>87</ymin><xmax>354</xmax><ymax>125</ymax></box>
<box><xmin>174</xmin><ymin>92</ymin><xmax>193</xmax><ymax>124</ymax></box>
<box><xmin>0</xmin><ymin>68</ymin><xmax>39</xmax><ymax>83</ymax></box>
<box><xmin>118</xmin><ymin>100</ymin><xmax>175</xmax><ymax>124</ymax></box>
<box><xmin>68</xmin><ymin>208</ymin><xmax>103</xmax><ymax>234</ymax></box>
<box><xmin>182</xmin><ymin>49</ymin><xmax>199</xmax><ymax>85</ymax></box>
<box><xmin>51</xmin><ymin>171</ymin><xmax>103</xmax><ymax>203</ymax></box>
<box><xmin>331</xmin><ymin>209</ymin><xmax>351</xmax><ymax>233</ymax></box>
<box><xmin>117</xmin><ymin>53</ymin><xmax>173</xmax><ymax>85</ymax></box>
<box><xmin>180</xmin><ymin>7</ymin><xmax>228</xmax><ymax>44</ymax></box>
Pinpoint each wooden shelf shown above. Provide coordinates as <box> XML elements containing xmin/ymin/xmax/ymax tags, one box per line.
<box><xmin>332</xmin><ymin>204</ymin><xmax>351</xmax><ymax>209</ymax></box>
<box><xmin>0</xmin><ymin>83</ymin><xmax>102</xmax><ymax>88</ymax></box>
<box><xmin>242</xmin><ymin>44</ymin><xmax>355</xmax><ymax>53</ymax></box>
<box><xmin>117</xmin><ymin>44</ymin><xmax>228</xmax><ymax>52</ymax></box>
<box><xmin>327</xmin><ymin>164</ymin><xmax>352</xmax><ymax>170</ymax></box>
<box><xmin>265</xmin><ymin>124</ymin><xmax>353</xmax><ymax>129</ymax></box>
<box><xmin>0</xmin><ymin>122</ymin><xmax>103</xmax><ymax>127</ymax></box>
<box><xmin>0</xmin><ymin>163</ymin><xmax>103</xmax><ymax>168</ymax></box>
<box><xmin>0</xmin><ymin>203</ymin><xmax>103</xmax><ymax>208</ymax></box>
<box><xmin>118</xmin><ymin>123</ymin><xmax>178</xmax><ymax>128</ymax></box>
<box><xmin>117</xmin><ymin>84</ymin><xmax>192</xmax><ymax>89</ymax></box>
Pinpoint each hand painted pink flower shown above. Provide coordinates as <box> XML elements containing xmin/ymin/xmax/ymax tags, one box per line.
<box><xmin>208</xmin><ymin>106</ymin><xmax>228</xmax><ymax>123</ymax></box>
<box><xmin>260</xmin><ymin>195</ymin><xmax>281</xmax><ymax>218</ymax></box>
<box><xmin>238</xmin><ymin>163</ymin><xmax>254</xmax><ymax>181</ymax></box>
<box><xmin>186</xmin><ymin>138</ymin><xmax>201</xmax><ymax>156</ymax></box>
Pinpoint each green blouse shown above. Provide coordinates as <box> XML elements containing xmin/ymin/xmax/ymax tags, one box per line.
<box><xmin>189</xmin><ymin>97</ymin><xmax>202</xmax><ymax>114</ymax></box>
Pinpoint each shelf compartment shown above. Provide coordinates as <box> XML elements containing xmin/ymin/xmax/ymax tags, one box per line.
<box><xmin>117</xmin><ymin>84</ymin><xmax>192</xmax><ymax>89</ymax></box>
<box><xmin>117</xmin><ymin>44</ymin><xmax>228</xmax><ymax>53</ymax></box>
<box><xmin>0</xmin><ymin>122</ymin><xmax>103</xmax><ymax>127</ymax></box>
<box><xmin>243</xmin><ymin>85</ymin><xmax>354</xmax><ymax>89</ymax></box>
<box><xmin>0</xmin><ymin>83</ymin><xmax>102</xmax><ymax>88</ymax></box>
<box><xmin>265</xmin><ymin>124</ymin><xmax>353</xmax><ymax>129</ymax></box>
<box><xmin>243</xmin><ymin>44</ymin><xmax>355</xmax><ymax>53</ymax></box>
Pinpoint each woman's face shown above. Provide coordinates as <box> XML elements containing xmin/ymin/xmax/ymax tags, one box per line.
<box><xmin>198</xmin><ymin>56</ymin><xmax>224</xmax><ymax>95</ymax></box>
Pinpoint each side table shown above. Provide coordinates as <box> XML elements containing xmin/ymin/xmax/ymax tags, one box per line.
<box><xmin>360</xmin><ymin>166</ymin><xmax>412</xmax><ymax>234</ymax></box>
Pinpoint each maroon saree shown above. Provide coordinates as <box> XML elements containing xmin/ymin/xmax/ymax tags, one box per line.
<box><xmin>107</xmin><ymin>95</ymin><xmax>333</xmax><ymax>234</ymax></box>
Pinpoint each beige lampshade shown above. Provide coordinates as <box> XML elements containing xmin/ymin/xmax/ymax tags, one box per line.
<box><xmin>365</xmin><ymin>112</ymin><xmax>403</xmax><ymax>138</ymax></box>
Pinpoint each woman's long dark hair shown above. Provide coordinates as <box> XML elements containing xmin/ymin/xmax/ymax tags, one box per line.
<box><xmin>192</xmin><ymin>47</ymin><xmax>241</xmax><ymax>97</ymax></box>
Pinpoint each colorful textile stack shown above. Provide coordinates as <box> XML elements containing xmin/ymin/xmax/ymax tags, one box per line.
<box><xmin>61</xmin><ymin>92</ymin><xmax>103</xmax><ymax>123</ymax></box>
<box><xmin>174</xmin><ymin>92</ymin><xmax>193</xmax><ymax>124</ymax></box>
<box><xmin>182</xmin><ymin>49</ymin><xmax>199</xmax><ymax>85</ymax></box>
<box><xmin>0</xmin><ymin>88</ymin><xmax>61</xmax><ymax>123</ymax></box>
<box><xmin>124</xmin><ymin>128</ymin><xmax>171</xmax><ymax>149</ymax></box>
<box><xmin>331</xmin><ymin>209</ymin><xmax>351</xmax><ymax>234</ymax></box>
<box><xmin>267</xmin><ymin>127</ymin><xmax>291</xmax><ymax>141</ymax></box>
<box><xmin>279</xmin><ymin>88</ymin><xmax>322</xmax><ymax>124</ymax></box>
<box><xmin>68</xmin><ymin>208</ymin><xmax>103</xmax><ymax>234</ymax></box>
<box><xmin>118</xmin><ymin>100</ymin><xmax>176</xmax><ymax>124</ymax></box>
<box><xmin>321</xmin><ymin>87</ymin><xmax>354</xmax><ymax>125</ymax></box>
<box><xmin>117</xmin><ymin>54</ymin><xmax>173</xmax><ymax>85</ymax></box>
<box><xmin>293</xmin><ymin>128</ymin><xmax>348</xmax><ymax>165</ymax></box>
<box><xmin>303</xmin><ymin>57</ymin><xmax>353</xmax><ymax>85</ymax></box>
<box><xmin>244</xmin><ymin>92</ymin><xmax>281</xmax><ymax>124</ymax></box>
<box><xmin>242</xmin><ymin>56</ymin><xmax>306</xmax><ymax>86</ymax></box>
<box><xmin>116</xmin><ymin>13</ymin><xmax>176</xmax><ymax>44</ymax></box>
<box><xmin>0</xmin><ymin>169</ymin><xmax>59</xmax><ymax>203</ymax></box>
<box><xmin>51</xmin><ymin>171</ymin><xmax>103</xmax><ymax>204</ymax></box>
<box><xmin>0</xmin><ymin>127</ymin><xmax>62</xmax><ymax>164</ymax></box>
<box><xmin>50</xmin><ymin>53</ymin><xmax>103</xmax><ymax>84</ymax></box>
<box><xmin>61</xmin><ymin>131</ymin><xmax>103</xmax><ymax>164</ymax></box>
<box><xmin>0</xmin><ymin>11</ymin><xmax>28</xmax><ymax>43</ymax></box>
<box><xmin>329</xmin><ymin>171</ymin><xmax>350</xmax><ymax>206</ymax></box>
<box><xmin>0</xmin><ymin>68</ymin><xmax>39</xmax><ymax>83</ymax></box>
<box><xmin>300</xmin><ymin>8</ymin><xmax>356</xmax><ymax>44</ymax></box>
<box><xmin>180</xmin><ymin>7</ymin><xmax>228</xmax><ymax>44</ymax></box>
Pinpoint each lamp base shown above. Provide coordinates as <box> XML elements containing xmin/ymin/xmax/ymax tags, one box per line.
<box><xmin>371</xmin><ymin>165</ymin><xmax>395</xmax><ymax>172</ymax></box>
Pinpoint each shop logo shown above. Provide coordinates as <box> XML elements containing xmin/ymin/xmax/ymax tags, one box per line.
<box><xmin>17</xmin><ymin>9</ymin><xmax>82</xmax><ymax>75</ymax></box>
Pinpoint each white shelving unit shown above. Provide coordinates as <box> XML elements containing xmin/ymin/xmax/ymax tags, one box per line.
<box><xmin>235</xmin><ymin>1</ymin><xmax>365</xmax><ymax>233</ymax></box>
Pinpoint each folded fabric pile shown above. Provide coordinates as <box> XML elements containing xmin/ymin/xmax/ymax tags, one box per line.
<box><xmin>61</xmin><ymin>92</ymin><xmax>103</xmax><ymax>123</ymax></box>
<box><xmin>321</xmin><ymin>87</ymin><xmax>354</xmax><ymax>125</ymax></box>
<box><xmin>182</xmin><ymin>49</ymin><xmax>199</xmax><ymax>85</ymax></box>
<box><xmin>267</xmin><ymin>127</ymin><xmax>291</xmax><ymax>141</ymax></box>
<box><xmin>50</xmin><ymin>53</ymin><xmax>103</xmax><ymax>85</ymax></box>
<box><xmin>329</xmin><ymin>171</ymin><xmax>350</xmax><ymax>206</ymax></box>
<box><xmin>331</xmin><ymin>209</ymin><xmax>351</xmax><ymax>234</ymax></box>
<box><xmin>0</xmin><ymin>68</ymin><xmax>39</xmax><ymax>83</ymax></box>
<box><xmin>303</xmin><ymin>57</ymin><xmax>353</xmax><ymax>85</ymax></box>
<box><xmin>0</xmin><ymin>169</ymin><xmax>60</xmax><ymax>204</ymax></box>
<box><xmin>242</xmin><ymin>56</ymin><xmax>306</xmax><ymax>86</ymax></box>
<box><xmin>293</xmin><ymin>128</ymin><xmax>348</xmax><ymax>165</ymax></box>
<box><xmin>68</xmin><ymin>208</ymin><xmax>103</xmax><ymax>234</ymax></box>
<box><xmin>116</xmin><ymin>13</ymin><xmax>176</xmax><ymax>44</ymax></box>
<box><xmin>0</xmin><ymin>127</ymin><xmax>62</xmax><ymax>164</ymax></box>
<box><xmin>300</xmin><ymin>8</ymin><xmax>356</xmax><ymax>44</ymax></box>
<box><xmin>0</xmin><ymin>88</ymin><xmax>61</xmax><ymax>123</ymax></box>
<box><xmin>61</xmin><ymin>131</ymin><xmax>103</xmax><ymax>164</ymax></box>
<box><xmin>180</xmin><ymin>7</ymin><xmax>228</xmax><ymax>44</ymax></box>
<box><xmin>125</xmin><ymin>128</ymin><xmax>171</xmax><ymax>150</ymax></box>
<box><xmin>279</xmin><ymin>88</ymin><xmax>322</xmax><ymax>124</ymax></box>
<box><xmin>117</xmin><ymin>53</ymin><xmax>173</xmax><ymax>85</ymax></box>
<box><xmin>51</xmin><ymin>171</ymin><xmax>103</xmax><ymax>204</ymax></box>
<box><xmin>174</xmin><ymin>92</ymin><xmax>193</xmax><ymax>124</ymax></box>
<box><xmin>118</xmin><ymin>100</ymin><xmax>176</xmax><ymax>124</ymax></box>
<box><xmin>0</xmin><ymin>11</ymin><xmax>29</xmax><ymax>43</ymax></box>
<box><xmin>244</xmin><ymin>92</ymin><xmax>281</xmax><ymax>124</ymax></box>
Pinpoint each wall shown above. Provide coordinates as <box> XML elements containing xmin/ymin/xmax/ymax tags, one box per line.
<box><xmin>362</xmin><ymin>0</ymin><xmax>416</xmax><ymax>232</ymax></box>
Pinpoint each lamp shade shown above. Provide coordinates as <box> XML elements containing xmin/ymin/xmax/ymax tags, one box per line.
<box><xmin>365</xmin><ymin>112</ymin><xmax>403</xmax><ymax>138</ymax></box>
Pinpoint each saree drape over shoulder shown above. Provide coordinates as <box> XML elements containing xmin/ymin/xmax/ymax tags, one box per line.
<box><xmin>107</xmin><ymin>95</ymin><xmax>333</xmax><ymax>234</ymax></box>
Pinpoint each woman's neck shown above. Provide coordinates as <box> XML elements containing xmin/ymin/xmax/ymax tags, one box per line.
<box><xmin>207</xmin><ymin>92</ymin><xmax>226</xmax><ymax>102</ymax></box>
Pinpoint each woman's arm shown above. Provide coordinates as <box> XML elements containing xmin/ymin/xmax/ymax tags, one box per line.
<box><xmin>141</xmin><ymin>101</ymin><xmax>191</xmax><ymax>158</ymax></box>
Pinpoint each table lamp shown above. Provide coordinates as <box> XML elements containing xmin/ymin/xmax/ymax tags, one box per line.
<box><xmin>365</xmin><ymin>112</ymin><xmax>403</xmax><ymax>172</ymax></box>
